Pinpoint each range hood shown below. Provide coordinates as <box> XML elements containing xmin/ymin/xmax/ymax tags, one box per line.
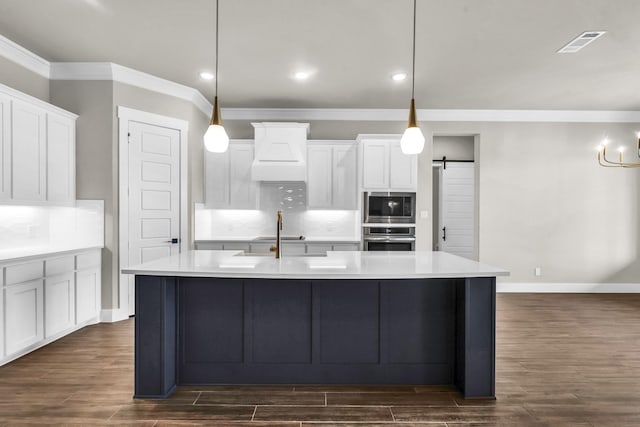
<box><xmin>251</xmin><ymin>122</ymin><xmax>310</xmax><ymax>182</ymax></box>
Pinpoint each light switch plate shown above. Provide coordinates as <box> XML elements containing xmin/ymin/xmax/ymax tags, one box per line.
<box><xmin>420</xmin><ymin>210</ymin><xmax>429</xmax><ymax>219</ymax></box>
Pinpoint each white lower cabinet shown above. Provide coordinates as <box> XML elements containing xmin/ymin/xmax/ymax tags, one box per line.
<box><xmin>1</xmin><ymin>248</ymin><xmax>101</xmax><ymax>364</ymax></box>
<box><xmin>45</xmin><ymin>273</ymin><xmax>75</xmax><ymax>338</ymax></box>
<box><xmin>5</xmin><ymin>279</ymin><xmax>44</xmax><ymax>356</ymax></box>
<box><xmin>76</xmin><ymin>268</ymin><xmax>100</xmax><ymax>324</ymax></box>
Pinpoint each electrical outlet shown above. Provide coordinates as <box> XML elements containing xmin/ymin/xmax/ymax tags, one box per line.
<box><xmin>534</xmin><ymin>267</ymin><xmax>542</xmax><ymax>277</ymax></box>
<box><xmin>420</xmin><ymin>210</ymin><xmax>429</xmax><ymax>219</ymax></box>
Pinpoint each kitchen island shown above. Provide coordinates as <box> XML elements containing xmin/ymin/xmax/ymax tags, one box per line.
<box><xmin>123</xmin><ymin>250</ymin><xmax>508</xmax><ymax>399</ymax></box>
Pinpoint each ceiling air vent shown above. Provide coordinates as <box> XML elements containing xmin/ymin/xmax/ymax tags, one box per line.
<box><xmin>558</xmin><ymin>31</ymin><xmax>606</xmax><ymax>53</ymax></box>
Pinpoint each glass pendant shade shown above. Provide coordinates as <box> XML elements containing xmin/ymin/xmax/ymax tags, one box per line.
<box><xmin>400</xmin><ymin>98</ymin><xmax>425</xmax><ymax>154</ymax></box>
<box><xmin>204</xmin><ymin>96</ymin><xmax>229</xmax><ymax>153</ymax></box>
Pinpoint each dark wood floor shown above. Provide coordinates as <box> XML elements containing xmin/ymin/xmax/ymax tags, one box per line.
<box><xmin>0</xmin><ymin>294</ymin><xmax>639</xmax><ymax>426</ymax></box>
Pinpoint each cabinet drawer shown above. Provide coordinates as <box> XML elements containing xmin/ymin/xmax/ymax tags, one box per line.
<box><xmin>5</xmin><ymin>261</ymin><xmax>44</xmax><ymax>286</ymax></box>
<box><xmin>45</xmin><ymin>255</ymin><xmax>74</xmax><ymax>277</ymax></box>
<box><xmin>76</xmin><ymin>250</ymin><xmax>101</xmax><ymax>270</ymax></box>
<box><xmin>332</xmin><ymin>243</ymin><xmax>360</xmax><ymax>251</ymax></box>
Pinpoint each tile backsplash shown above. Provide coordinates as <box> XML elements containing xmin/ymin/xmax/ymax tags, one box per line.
<box><xmin>195</xmin><ymin>203</ymin><xmax>359</xmax><ymax>240</ymax></box>
<box><xmin>0</xmin><ymin>200</ymin><xmax>104</xmax><ymax>253</ymax></box>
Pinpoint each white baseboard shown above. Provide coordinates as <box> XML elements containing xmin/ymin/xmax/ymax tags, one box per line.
<box><xmin>497</xmin><ymin>282</ymin><xmax>640</xmax><ymax>293</ymax></box>
<box><xmin>100</xmin><ymin>308</ymin><xmax>130</xmax><ymax>323</ymax></box>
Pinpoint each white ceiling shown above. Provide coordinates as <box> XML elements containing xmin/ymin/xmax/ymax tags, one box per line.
<box><xmin>1</xmin><ymin>0</ymin><xmax>639</xmax><ymax>110</ymax></box>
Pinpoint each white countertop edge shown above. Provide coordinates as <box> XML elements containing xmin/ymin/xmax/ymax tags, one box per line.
<box><xmin>0</xmin><ymin>245</ymin><xmax>103</xmax><ymax>264</ymax></box>
<box><xmin>121</xmin><ymin>250</ymin><xmax>509</xmax><ymax>279</ymax></box>
<box><xmin>121</xmin><ymin>270</ymin><xmax>509</xmax><ymax>279</ymax></box>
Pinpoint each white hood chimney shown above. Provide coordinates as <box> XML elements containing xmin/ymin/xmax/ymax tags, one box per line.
<box><xmin>251</xmin><ymin>122</ymin><xmax>309</xmax><ymax>181</ymax></box>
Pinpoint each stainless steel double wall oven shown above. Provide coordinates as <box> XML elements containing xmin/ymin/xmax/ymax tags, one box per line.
<box><xmin>363</xmin><ymin>192</ymin><xmax>416</xmax><ymax>251</ymax></box>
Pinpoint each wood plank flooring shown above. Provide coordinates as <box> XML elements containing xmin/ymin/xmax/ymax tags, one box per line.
<box><xmin>0</xmin><ymin>293</ymin><xmax>639</xmax><ymax>426</ymax></box>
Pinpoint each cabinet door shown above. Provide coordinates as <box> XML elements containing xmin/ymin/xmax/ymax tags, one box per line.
<box><xmin>45</xmin><ymin>272</ymin><xmax>75</xmax><ymax>338</ymax></box>
<box><xmin>229</xmin><ymin>143</ymin><xmax>257</xmax><ymax>209</ymax></box>
<box><xmin>76</xmin><ymin>268</ymin><xmax>100</xmax><ymax>324</ymax></box>
<box><xmin>205</xmin><ymin>150</ymin><xmax>229</xmax><ymax>208</ymax></box>
<box><xmin>362</xmin><ymin>141</ymin><xmax>389</xmax><ymax>190</ymax></box>
<box><xmin>11</xmin><ymin>99</ymin><xmax>46</xmax><ymax>201</ymax></box>
<box><xmin>390</xmin><ymin>140</ymin><xmax>417</xmax><ymax>190</ymax></box>
<box><xmin>5</xmin><ymin>279</ymin><xmax>44</xmax><ymax>356</ymax></box>
<box><xmin>0</xmin><ymin>94</ymin><xmax>9</xmax><ymax>201</ymax></box>
<box><xmin>46</xmin><ymin>113</ymin><xmax>75</xmax><ymax>203</ymax></box>
<box><xmin>307</xmin><ymin>145</ymin><xmax>332</xmax><ymax>208</ymax></box>
<box><xmin>332</xmin><ymin>145</ymin><xmax>357</xmax><ymax>209</ymax></box>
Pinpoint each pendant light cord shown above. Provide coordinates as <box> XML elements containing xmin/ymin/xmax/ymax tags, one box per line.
<box><xmin>215</xmin><ymin>0</ymin><xmax>219</xmax><ymax>98</ymax></box>
<box><xmin>411</xmin><ymin>0</ymin><xmax>416</xmax><ymax>99</ymax></box>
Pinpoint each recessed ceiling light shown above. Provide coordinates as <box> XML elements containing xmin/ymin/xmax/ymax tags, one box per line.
<box><xmin>294</xmin><ymin>71</ymin><xmax>310</xmax><ymax>80</ymax></box>
<box><xmin>392</xmin><ymin>73</ymin><xmax>407</xmax><ymax>81</ymax></box>
<box><xmin>200</xmin><ymin>72</ymin><xmax>215</xmax><ymax>80</ymax></box>
<box><xmin>558</xmin><ymin>31</ymin><xmax>606</xmax><ymax>53</ymax></box>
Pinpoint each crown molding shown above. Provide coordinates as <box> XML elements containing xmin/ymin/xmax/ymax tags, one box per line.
<box><xmin>50</xmin><ymin>62</ymin><xmax>212</xmax><ymax>116</ymax></box>
<box><xmin>221</xmin><ymin>108</ymin><xmax>640</xmax><ymax>123</ymax></box>
<box><xmin>2</xmin><ymin>35</ymin><xmax>639</xmax><ymax>124</ymax></box>
<box><xmin>0</xmin><ymin>34</ymin><xmax>50</xmax><ymax>78</ymax></box>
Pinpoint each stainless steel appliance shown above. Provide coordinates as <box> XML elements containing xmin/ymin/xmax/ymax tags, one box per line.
<box><xmin>363</xmin><ymin>225</ymin><xmax>415</xmax><ymax>251</ymax></box>
<box><xmin>364</xmin><ymin>192</ymin><xmax>416</xmax><ymax>224</ymax></box>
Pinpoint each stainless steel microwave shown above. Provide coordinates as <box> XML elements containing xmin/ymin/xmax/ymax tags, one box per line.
<box><xmin>364</xmin><ymin>192</ymin><xmax>416</xmax><ymax>224</ymax></box>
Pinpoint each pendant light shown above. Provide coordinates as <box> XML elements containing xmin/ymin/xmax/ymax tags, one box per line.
<box><xmin>400</xmin><ymin>0</ymin><xmax>425</xmax><ymax>155</ymax></box>
<box><xmin>203</xmin><ymin>0</ymin><xmax>229</xmax><ymax>153</ymax></box>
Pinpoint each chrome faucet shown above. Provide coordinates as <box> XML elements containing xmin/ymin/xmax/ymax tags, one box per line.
<box><xmin>270</xmin><ymin>210</ymin><xmax>283</xmax><ymax>259</ymax></box>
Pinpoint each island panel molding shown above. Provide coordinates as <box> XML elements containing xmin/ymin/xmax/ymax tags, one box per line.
<box><xmin>127</xmin><ymin>250</ymin><xmax>505</xmax><ymax>399</ymax></box>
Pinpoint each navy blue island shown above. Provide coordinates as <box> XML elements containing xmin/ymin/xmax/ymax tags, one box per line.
<box><xmin>122</xmin><ymin>250</ymin><xmax>508</xmax><ymax>400</ymax></box>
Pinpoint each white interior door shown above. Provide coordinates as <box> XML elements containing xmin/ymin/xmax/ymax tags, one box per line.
<box><xmin>439</xmin><ymin>162</ymin><xmax>475</xmax><ymax>259</ymax></box>
<box><xmin>127</xmin><ymin>121</ymin><xmax>181</xmax><ymax>315</ymax></box>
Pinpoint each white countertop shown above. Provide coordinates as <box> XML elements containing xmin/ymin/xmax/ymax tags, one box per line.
<box><xmin>122</xmin><ymin>250</ymin><xmax>509</xmax><ymax>280</ymax></box>
<box><xmin>0</xmin><ymin>245</ymin><xmax>103</xmax><ymax>264</ymax></box>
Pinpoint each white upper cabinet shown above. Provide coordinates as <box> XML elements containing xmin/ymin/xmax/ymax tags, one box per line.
<box><xmin>361</xmin><ymin>139</ymin><xmax>389</xmax><ymax>189</ymax></box>
<box><xmin>307</xmin><ymin>144</ymin><xmax>332</xmax><ymax>208</ymax></box>
<box><xmin>389</xmin><ymin>140</ymin><xmax>417</xmax><ymax>190</ymax></box>
<box><xmin>332</xmin><ymin>144</ymin><xmax>358</xmax><ymax>208</ymax></box>
<box><xmin>307</xmin><ymin>141</ymin><xmax>357</xmax><ymax>210</ymax></box>
<box><xmin>11</xmin><ymin>99</ymin><xmax>46</xmax><ymax>201</ymax></box>
<box><xmin>0</xmin><ymin>84</ymin><xmax>77</xmax><ymax>204</ymax></box>
<box><xmin>205</xmin><ymin>140</ymin><xmax>257</xmax><ymax>209</ymax></box>
<box><xmin>0</xmin><ymin>94</ymin><xmax>9</xmax><ymax>201</ymax></box>
<box><xmin>228</xmin><ymin>143</ymin><xmax>257</xmax><ymax>209</ymax></box>
<box><xmin>359</xmin><ymin>136</ymin><xmax>417</xmax><ymax>191</ymax></box>
<box><xmin>46</xmin><ymin>114</ymin><xmax>76</xmax><ymax>203</ymax></box>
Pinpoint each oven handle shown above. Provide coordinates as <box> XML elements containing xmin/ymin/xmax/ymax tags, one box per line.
<box><xmin>363</xmin><ymin>236</ymin><xmax>416</xmax><ymax>242</ymax></box>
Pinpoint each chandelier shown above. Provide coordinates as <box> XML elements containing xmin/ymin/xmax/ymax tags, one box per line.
<box><xmin>597</xmin><ymin>134</ymin><xmax>640</xmax><ymax>168</ymax></box>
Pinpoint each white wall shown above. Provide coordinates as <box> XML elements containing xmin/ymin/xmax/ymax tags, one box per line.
<box><xmin>422</xmin><ymin>121</ymin><xmax>640</xmax><ymax>284</ymax></box>
<box><xmin>50</xmin><ymin>80</ymin><xmax>209</xmax><ymax>311</ymax></box>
